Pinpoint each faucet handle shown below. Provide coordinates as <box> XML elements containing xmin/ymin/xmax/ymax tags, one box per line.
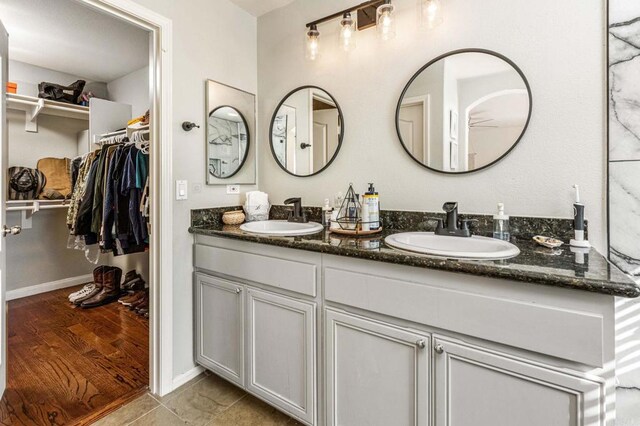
<box><xmin>460</xmin><ymin>218</ymin><xmax>478</xmax><ymax>231</ymax></box>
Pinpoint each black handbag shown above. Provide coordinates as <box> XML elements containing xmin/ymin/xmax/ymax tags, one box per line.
<box><xmin>8</xmin><ymin>167</ymin><xmax>47</xmax><ymax>200</ymax></box>
<box><xmin>38</xmin><ymin>80</ymin><xmax>86</xmax><ymax>104</ymax></box>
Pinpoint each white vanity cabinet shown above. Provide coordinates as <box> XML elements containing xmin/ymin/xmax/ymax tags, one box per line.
<box><xmin>325</xmin><ymin>309</ymin><xmax>430</xmax><ymax>426</ymax></box>
<box><xmin>195</xmin><ymin>273</ymin><xmax>244</xmax><ymax>387</ymax></box>
<box><xmin>433</xmin><ymin>336</ymin><xmax>605</xmax><ymax>426</ymax></box>
<box><xmin>193</xmin><ymin>235</ymin><xmax>616</xmax><ymax>426</ymax></box>
<box><xmin>246</xmin><ymin>288</ymin><xmax>316</xmax><ymax>424</ymax></box>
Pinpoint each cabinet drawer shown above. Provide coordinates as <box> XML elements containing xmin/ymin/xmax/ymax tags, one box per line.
<box><xmin>324</xmin><ymin>266</ymin><xmax>604</xmax><ymax>367</ymax></box>
<box><xmin>195</xmin><ymin>244</ymin><xmax>317</xmax><ymax>297</ymax></box>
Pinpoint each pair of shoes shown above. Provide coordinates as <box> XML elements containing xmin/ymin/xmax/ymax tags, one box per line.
<box><xmin>68</xmin><ymin>282</ymin><xmax>97</xmax><ymax>303</ymax></box>
<box><xmin>80</xmin><ymin>266</ymin><xmax>123</xmax><ymax>309</ymax></box>
<box><xmin>129</xmin><ymin>290</ymin><xmax>149</xmax><ymax>316</ymax></box>
<box><xmin>119</xmin><ymin>290</ymin><xmax>146</xmax><ymax>306</ymax></box>
<box><xmin>73</xmin><ymin>266</ymin><xmax>109</xmax><ymax>306</ymax></box>
<box><xmin>122</xmin><ymin>270</ymin><xmax>145</xmax><ymax>291</ymax></box>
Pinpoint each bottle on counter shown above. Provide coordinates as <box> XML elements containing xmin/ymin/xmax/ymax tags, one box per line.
<box><xmin>363</xmin><ymin>183</ymin><xmax>380</xmax><ymax>230</ymax></box>
<box><xmin>322</xmin><ymin>198</ymin><xmax>333</xmax><ymax>228</ymax></box>
<box><xmin>493</xmin><ymin>202</ymin><xmax>510</xmax><ymax>241</ymax></box>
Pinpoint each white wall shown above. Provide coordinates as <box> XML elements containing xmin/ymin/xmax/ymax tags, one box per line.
<box><xmin>257</xmin><ymin>0</ymin><xmax>607</xmax><ymax>252</ymax></box>
<box><xmin>9</xmin><ymin>60</ymin><xmax>108</xmax><ymax>99</ymax></box>
<box><xmin>129</xmin><ymin>0</ymin><xmax>258</xmax><ymax>380</ymax></box>
<box><xmin>107</xmin><ymin>66</ymin><xmax>150</xmax><ymax>117</ymax></box>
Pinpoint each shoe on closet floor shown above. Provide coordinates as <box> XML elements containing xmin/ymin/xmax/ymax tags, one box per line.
<box><xmin>68</xmin><ymin>282</ymin><xmax>96</xmax><ymax>303</ymax></box>
<box><xmin>122</xmin><ymin>270</ymin><xmax>145</xmax><ymax>291</ymax></box>
<box><xmin>73</xmin><ymin>265</ymin><xmax>108</xmax><ymax>306</ymax></box>
<box><xmin>81</xmin><ymin>267</ymin><xmax>122</xmax><ymax>309</ymax></box>
<box><xmin>119</xmin><ymin>290</ymin><xmax>146</xmax><ymax>306</ymax></box>
<box><xmin>129</xmin><ymin>291</ymin><xmax>148</xmax><ymax>311</ymax></box>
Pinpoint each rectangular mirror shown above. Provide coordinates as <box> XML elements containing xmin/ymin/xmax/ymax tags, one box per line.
<box><xmin>206</xmin><ymin>80</ymin><xmax>256</xmax><ymax>185</ymax></box>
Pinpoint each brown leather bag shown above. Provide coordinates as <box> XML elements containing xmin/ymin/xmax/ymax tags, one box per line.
<box><xmin>37</xmin><ymin>157</ymin><xmax>72</xmax><ymax>199</ymax></box>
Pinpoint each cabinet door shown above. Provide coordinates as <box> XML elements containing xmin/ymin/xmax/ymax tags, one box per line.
<box><xmin>434</xmin><ymin>337</ymin><xmax>605</xmax><ymax>426</ymax></box>
<box><xmin>195</xmin><ymin>273</ymin><xmax>244</xmax><ymax>387</ymax></box>
<box><xmin>325</xmin><ymin>309</ymin><xmax>430</xmax><ymax>426</ymax></box>
<box><xmin>247</xmin><ymin>288</ymin><xmax>316</xmax><ymax>425</ymax></box>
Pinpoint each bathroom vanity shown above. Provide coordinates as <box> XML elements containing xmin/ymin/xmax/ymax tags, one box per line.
<box><xmin>190</xmin><ymin>211</ymin><xmax>638</xmax><ymax>426</ymax></box>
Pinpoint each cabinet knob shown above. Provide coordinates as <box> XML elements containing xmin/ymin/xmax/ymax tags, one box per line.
<box><xmin>236</xmin><ymin>288</ymin><xmax>242</xmax><ymax>294</ymax></box>
<box><xmin>416</xmin><ymin>339</ymin><xmax>426</xmax><ymax>349</ymax></box>
<box><xmin>434</xmin><ymin>343</ymin><xmax>444</xmax><ymax>354</ymax></box>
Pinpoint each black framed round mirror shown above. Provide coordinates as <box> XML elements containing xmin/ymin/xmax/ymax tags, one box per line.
<box><xmin>207</xmin><ymin>105</ymin><xmax>250</xmax><ymax>180</ymax></box>
<box><xmin>396</xmin><ymin>49</ymin><xmax>532</xmax><ymax>174</ymax></box>
<box><xmin>270</xmin><ymin>86</ymin><xmax>344</xmax><ymax>177</ymax></box>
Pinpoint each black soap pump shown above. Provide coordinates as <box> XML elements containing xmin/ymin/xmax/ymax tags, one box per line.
<box><xmin>570</xmin><ymin>184</ymin><xmax>591</xmax><ymax>248</ymax></box>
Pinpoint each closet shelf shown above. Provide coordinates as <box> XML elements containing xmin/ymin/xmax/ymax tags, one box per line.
<box><xmin>7</xmin><ymin>93</ymin><xmax>89</xmax><ymax>133</ymax></box>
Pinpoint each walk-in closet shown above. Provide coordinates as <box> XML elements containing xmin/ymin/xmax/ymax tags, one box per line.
<box><xmin>0</xmin><ymin>1</ymin><xmax>153</xmax><ymax>423</ymax></box>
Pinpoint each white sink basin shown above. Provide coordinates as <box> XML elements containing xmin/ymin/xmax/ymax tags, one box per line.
<box><xmin>385</xmin><ymin>232</ymin><xmax>520</xmax><ymax>260</ymax></box>
<box><xmin>240</xmin><ymin>220</ymin><xmax>324</xmax><ymax>236</ymax></box>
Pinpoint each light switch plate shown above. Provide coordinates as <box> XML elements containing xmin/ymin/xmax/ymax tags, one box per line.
<box><xmin>176</xmin><ymin>180</ymin><xmax>188</xmax><ymax>200</ymax></box>
<box><xmin>226</xmin><ymin>185</ymin><xmax>240</xmax><ymax>194</ymax></box>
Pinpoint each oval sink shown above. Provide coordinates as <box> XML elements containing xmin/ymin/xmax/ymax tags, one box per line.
<box><xmin>385</xmin><ymin>232</ymin><xmax>520</xmax><ymax>260</ymax></box>
<box><xmin>240</xmin><ymin>220</ymin><xmax>324</xmax><ymax>236</ymax></box>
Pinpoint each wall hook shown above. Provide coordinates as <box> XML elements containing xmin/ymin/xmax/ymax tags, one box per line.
<box><xmin>300</xmin><ymin>143</ymin><xmax>312</xmax><ymax>149</ymax></box>
<box><xmin>182</xmin><ymin>121</ymin><xmax>200</xmax><ymax>131</ymax></box>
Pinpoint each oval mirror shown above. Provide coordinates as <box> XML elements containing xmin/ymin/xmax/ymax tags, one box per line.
<box><xmin>396</xmin><ymin>49</ymin><xmax>532</xmax><ymax>174</ymax></box>
<box><xmin>207</xmin><ymin>106</ymin><xmax>250</xmax><ymax>179</ymax></box>
<box><xmin>270</xmin><ymin>86</ymin><xmax>344</xmax><ymax>177</ymax></box>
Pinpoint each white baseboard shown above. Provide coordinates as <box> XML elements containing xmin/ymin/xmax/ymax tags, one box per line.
<box><xmin>7</xmin><ymin>274</ymin><xmax>94</xmax><ymax>301</ymax></box>
<box><xmin>171</xmin><ymin>365</ymin><xmax>205</xmax><ymax>392</ymax></box>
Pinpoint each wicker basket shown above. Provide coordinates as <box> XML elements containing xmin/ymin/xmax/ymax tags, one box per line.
<box><xmin>222</xmin><ymin>210</ymin><xmax>246</xmax><ymax>225</ymax></box>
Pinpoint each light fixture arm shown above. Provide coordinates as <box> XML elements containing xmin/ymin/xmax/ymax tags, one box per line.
<box><xmin>306</xmin><ymin>0</ymin><xmax>386</xmax><ymax>30</ymax></box>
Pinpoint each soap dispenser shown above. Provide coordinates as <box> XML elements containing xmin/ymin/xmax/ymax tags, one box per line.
<box><xmin>493</xmin><ymin>203</ymin><xmax>510</xmax><ymax>241</ymax></box>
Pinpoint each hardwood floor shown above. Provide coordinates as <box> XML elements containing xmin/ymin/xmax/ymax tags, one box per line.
<box><xmin>0</xmin><ymin>285</ymin><xmax>149</xmax><ymax>425</ymax></box>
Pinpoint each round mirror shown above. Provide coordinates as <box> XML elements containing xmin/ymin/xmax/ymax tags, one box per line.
<box><xmin>270</xmin><ymin>86</ymin><xmax>344</xmax><ymax>177</ymax></box>
<box><xmin>207</xmin><ymin>106</ymin><xmax>250</xmax><ymax>179</ymax></box>
<box><xmin>396</xmin><ymin>49</ymin><xmax>532</xmax><ymax>174</ymax></box>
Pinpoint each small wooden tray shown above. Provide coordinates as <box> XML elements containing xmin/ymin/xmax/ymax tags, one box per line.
<box><xmin>330</xmin><ymin>227</ymin><xmax>383</xmax><ymax>236</ymax></box>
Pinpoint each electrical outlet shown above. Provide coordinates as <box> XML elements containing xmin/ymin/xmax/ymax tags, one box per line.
<box><xmin>193</xmin><ymin>182</ymin><xmax>203</xmax><ymax>194</ymax></box>
<box><xmin>226</xmin><ymin>185</ymin><xmax>240</xmax><ymax>195</ymax></box>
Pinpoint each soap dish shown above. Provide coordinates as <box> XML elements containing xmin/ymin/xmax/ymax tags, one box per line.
<box><xmin>533</xmin><ymin>235</ymin><xmax>563</xmax><ymax>249</ymax></box>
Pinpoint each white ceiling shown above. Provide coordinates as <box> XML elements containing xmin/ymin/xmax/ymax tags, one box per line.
<box><xmin>0</xmin><ymin>0</ymin><xmax>149</xmax><ymax>82</ymax></box>
<box><xmin>230</xmin><ymin>0</ymin><xmax>296</xmax><ymax>17</ymax></box>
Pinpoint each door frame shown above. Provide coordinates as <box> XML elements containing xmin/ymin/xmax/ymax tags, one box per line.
<box><xmin>76</xmin><ymin>0</ymin><xmax>174</xmax><ymax>396</ymax></box>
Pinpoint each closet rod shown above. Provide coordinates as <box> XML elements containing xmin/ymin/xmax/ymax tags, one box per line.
<box><xmin>7</xmin><ymin>205</ymin><xmax>68</xmax><ymax>212</ymax></box>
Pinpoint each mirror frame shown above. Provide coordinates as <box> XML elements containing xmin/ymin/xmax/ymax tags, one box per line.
<box><xmin>207</xmin><ymin>104</ymin><xmax>251</xmax><ymax>180</ymax></box>
<box><xmin>395</xmin><ymin>48</ymin><xmax>533</xmax><ymax>175</ymax></box>
<box><xmin>269</xmin><ymin>85</ymin><xmax>345</xmax><ymax>177</ymax></box>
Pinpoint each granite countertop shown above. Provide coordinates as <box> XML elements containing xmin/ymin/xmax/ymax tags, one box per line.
<box><xmin>189</xmin><ymin>207</ymin><xmax>640</xmax><ymax>298</ymax></box>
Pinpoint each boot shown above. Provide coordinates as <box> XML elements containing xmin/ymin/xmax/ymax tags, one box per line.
<box><xmin>73</xmin><ymin>266</ymin><xmax>107</xmax><ymax>305</ymax></box>
<box><xmin>81</xmin><ymin>267</ymin><xmax>122</xmax><ymax>308</ymax></box>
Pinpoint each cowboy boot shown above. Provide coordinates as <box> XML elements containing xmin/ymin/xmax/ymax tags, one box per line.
<box><xmin>81</xmin><ymin>267</ymin><xmax>122</xmax><ymax>308</ymax></box>
<box><xmin>73</xmin><ymin>266</ymin><xmax>107</xmax><ymax>305</ymax></box>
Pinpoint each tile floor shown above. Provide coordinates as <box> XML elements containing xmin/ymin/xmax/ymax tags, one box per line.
<box><xmin>94</xmin><ymin>371</ymin><xmax>303</xmax><ymax>425</ymax></box>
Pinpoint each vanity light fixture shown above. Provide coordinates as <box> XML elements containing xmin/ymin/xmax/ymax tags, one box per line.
<box><xmin>376</xmin><ymin>0</ymin><xmax>396</xmax><ymax>41</ymax></box>
<box><xmin>419</xmin><ymin>0</ymin><xmax>443</xmax><ymax>29</ymax></box>
<box><xmin>339</xmin><ymin>12</ymin><xmax>357</xmax><ymax>52</ymax></box>
<box><xmin>305</xmin><ymin>24</ymin><xmax>320</xmax><ymax>61</ymax></box>
<box><xmin>305</xmin><ymin>0</ymin><xmax>440</xmax><ymax>58</ymax></box>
